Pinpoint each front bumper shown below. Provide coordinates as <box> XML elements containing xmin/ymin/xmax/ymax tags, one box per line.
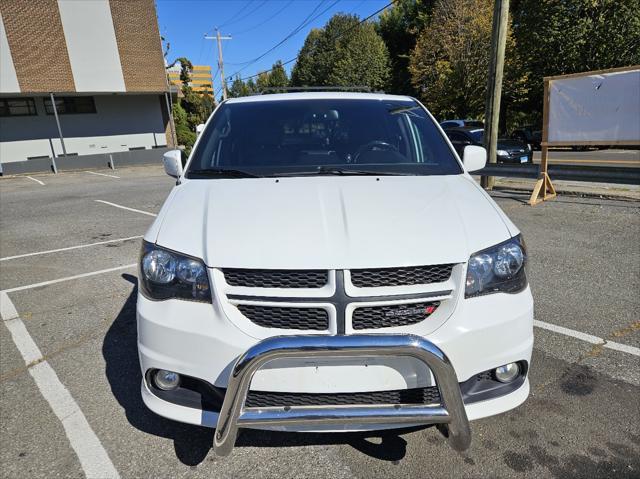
<box><xmin>211</xmin><ymin>334</ymin><xmax>470</xmax><ymax>455</ymax></box>
<box><xmin>137</xmin><ymin>286</ymin><xmax>534</xmax><ymax>450</ymax></box>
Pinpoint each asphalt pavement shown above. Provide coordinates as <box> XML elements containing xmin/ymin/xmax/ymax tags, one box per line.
<box><xmin>1</xmin><ymin>166</ymin><xmax>638</xmax><ymax>478</ymax></box>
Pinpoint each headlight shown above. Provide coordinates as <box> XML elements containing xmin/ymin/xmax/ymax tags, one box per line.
<box><xmin>497</xmin><ymin>149</ymin><xmax>509</xmax><ymax>156</ymax></box>
<box><xmin>140</xmin><ymin>242</ymin><xmax>211</xmax><ymax>302</ymax></box>
<box><xmin>465</xmin><ymin>235</ymin><xmax>527</xmax><ymax>297</ymax></box>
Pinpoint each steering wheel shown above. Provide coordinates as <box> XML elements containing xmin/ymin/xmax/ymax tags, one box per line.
<box><xmin>352</xmin><ymin>140</ymin><xmax>399</xmax><ymax>162</ymax></box>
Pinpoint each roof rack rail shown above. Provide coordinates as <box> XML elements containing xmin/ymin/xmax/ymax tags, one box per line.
<box><xmin>259</xmin><ymin>86</ymin><xmax>383</xmax><ymax>94</ymax></box>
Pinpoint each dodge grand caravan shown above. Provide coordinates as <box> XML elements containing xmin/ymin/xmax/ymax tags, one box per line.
<box><xmin>137</xmin><ymin>92</ymin><xmax>533</xmax><ymax>456</ymax></box>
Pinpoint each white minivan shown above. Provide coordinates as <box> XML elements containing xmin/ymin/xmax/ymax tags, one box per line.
<box><xmin>137</xmin><ymin>92</ymin><xmax>533</xmax><ymax>456</ymax></box>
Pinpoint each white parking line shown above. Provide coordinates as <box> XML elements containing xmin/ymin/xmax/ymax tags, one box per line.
<box><xmin>26</xmin><ymin>176</ymin><xmax>45</xmax><ymax>186</ymax></box>
<box><xmin>94</xmin><ymin>200</ymin><xmax>157</xmax><ymax>217</ymax></box>
<box><xmin>0</xmin><ymin>235</ymin><xmax>143</xmax><ymax>262</ymax></box>
<box><xmin>1</xmin><ymin>264</ymin><xmax>137</xmax><ymax>294</ymax></box>
<box><xmin>86</xmin><ymin>171</ymin><xmax>120</xmax><ymax>179</ymax></box>
<box><xmin>534</xmin><ymin>320</ymin><xmax>640</xmax><ymax>357</ymax></box>
<box><xmin>0</xmin><ymin>292</ymin><xmax>119</xmax><ymax>478</ymax></box>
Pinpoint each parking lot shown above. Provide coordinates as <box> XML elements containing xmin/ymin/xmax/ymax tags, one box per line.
<box><xmin>1</xmin><ymin>166</ymin><xmax>638</xmax><ymax>479</ymax></box>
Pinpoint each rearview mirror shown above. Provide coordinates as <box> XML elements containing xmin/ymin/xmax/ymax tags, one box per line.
<box><xmin>163</xmin><ymin>150</ymin><xmax>183</xmax><ymax>178</ymax></box>
<box><xmin>462</xmin><ymin>145</ymin><xmax>487</xmax><ymax>172</ymax></box>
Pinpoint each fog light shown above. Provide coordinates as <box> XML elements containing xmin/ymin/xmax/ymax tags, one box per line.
<box><xmin>154</xmin><ymin>369</ymin><xmax>180</xmax><ymax>391</ymax></box>
<box><xmin>494</xmin><ymin>363</ymin><xmax>520</xmax><ymax>383</ymax></box>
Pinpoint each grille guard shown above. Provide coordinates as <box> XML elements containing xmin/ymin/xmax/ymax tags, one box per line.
<box><xmin>213</xmin><ymin>334</ymin><xmax>471</xmax><ymax>456</ymax></box>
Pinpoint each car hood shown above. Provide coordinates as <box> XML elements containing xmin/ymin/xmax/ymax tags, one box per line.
<box><xmin>149</xmin><ymin>175</ymin><xmax>517</xmax><ymax>269</ymax></box>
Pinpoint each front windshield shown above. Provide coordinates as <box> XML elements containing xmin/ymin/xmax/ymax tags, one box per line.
<box><xmin>187</xmin><ymin>98</ymin><xmax>462</xmax><ymax>177</ymax></box>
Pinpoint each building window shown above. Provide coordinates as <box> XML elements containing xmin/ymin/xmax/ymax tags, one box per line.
<box><xmin>44</xmin><ymin>96</ymin><xmax>96</xmax><ymax>115</ymax></box>
<box><xmin>0</xmin><ymin>98</ymin><xmax>37</xmax><ymax>117</ymax></box>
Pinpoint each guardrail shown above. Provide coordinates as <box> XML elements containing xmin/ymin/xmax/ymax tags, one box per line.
<box><xmin>478</xmin><ymin>163</ymin><xmax>640</xmax><ymax>185</ymax></box>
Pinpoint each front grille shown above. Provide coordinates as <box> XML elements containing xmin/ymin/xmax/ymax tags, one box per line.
<box><xmin>245</xmin><ymin>387</ymin><xmax>441</xmax><ymax>408</ymax></box>
<box><xmin>223</xmin><ymin>269</ymin><xmax>328</xmax><ymax>288</ymax></box>
<box><xmin>236</xmin><ymin>304</ymin><xmax>329</xmax><ymax>330</ymax></box>
<box><xmin>352</xmin><ymin>301</ymin><xmax>440</xmax><ymax>330</ymax></box>
<box><xmin>350</xmin><ymin>264</ymin><xmax>454</xmax><ymax>288</ymax></box>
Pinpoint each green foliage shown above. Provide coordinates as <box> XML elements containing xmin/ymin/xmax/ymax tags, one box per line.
<box><xmin>167</xmin><ymin>58</ymin><xmax>215</xmax><ymax>154</ymax></box>
<box><xmin>409</xmin><ymin>0</ymin><xmax>528</xmax><ymax>122</ymax></box>
<box><xmin>175</xmin><ymin>57</ymin><xmax>194</xmax><ymax>85</ymax></box>
<box><xmin>380</xmin><ymin>0</ymin><xmax>639</xmax><ymax>129</ymax></box>
<box><xmin>268</xmin><ymin>60</ymin><xmax>289</xmax><ymax>90</ymax></box>
<box><xmin>172</xmin><ymin>102</ymin><xmax>196</xmax><ymax>155</ymax></box>
<box><xmin>291</xmin><ymin>13</ymin><xmax>391</xmax><ymax>90</ymax></box>
<box><xmin>377</xmin><ymin>0</ymin><xmax>435</xmax><ymax>94</ymax></box>
<box><xmin>511</xmin><ymin>0</ymin><xmax>640</xmax><ymax>125</ymax></box>
<box><xmin>228</xmin><ymin>61</ymin><xmax>289</xmax><ymax>97</ymax></box>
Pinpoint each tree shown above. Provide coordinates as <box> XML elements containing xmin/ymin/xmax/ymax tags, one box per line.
<box><xmin>291</xmin><ymin>13</ymin><xmax>390</xmax><ymax>90</ymax></box>
<box><xmin>268</xmin><ymin>60</ymin><xmax>289</xmax><ymax>90</ymax></box>
<box><xmin>172</xmin><ymin>102</ymin><xmax>195</xmax><ymax>155</ymax></box>
<box><xmin>409</xmin><ymin>0</ymin><xmax>527</xmax><ymax>126</ymax></box>
<box><xmin>511</xmin><ymin>0</ymin><xmax>640</xmax><ymax>124</ymax></box>
<box><xmin>229</xmin><ymin>61</ymin><xmax>289</xmax><ymax>96</ymax></box>
<box><xmin>377</xmin><ymin>0</ymin><xmax>435</xmax><ymax>95</ymax></box>
<box><xmin>166</xmin><ymin>57</ymin><xmax>215</xmax><ymax>153</ymax></box>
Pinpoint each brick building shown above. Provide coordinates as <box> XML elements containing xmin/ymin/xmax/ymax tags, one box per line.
<box><xmin>0</xmin><ymin>0</ymin><xmax>174</xmax><ymax>167</ymax></box>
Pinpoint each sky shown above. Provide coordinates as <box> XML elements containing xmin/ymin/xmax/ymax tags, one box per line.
<box><xmin>155</xmin><ymin>0</ymin><xmax>391</xmax><ymax>96</ymax></box>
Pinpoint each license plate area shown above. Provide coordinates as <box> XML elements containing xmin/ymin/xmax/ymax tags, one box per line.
<box><xmin>251</xmin><ymin>357</ymin><xmax>434</xmax><ymax>393</ymax></box>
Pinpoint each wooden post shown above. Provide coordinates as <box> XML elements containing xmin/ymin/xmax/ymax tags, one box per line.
<box><xmin>529</xmin><ymin>79</ymin><xmax>557</xmax><ymax>205</ymax></box>
<box><xmin>481</xmin><ymin>0</ymin><xmax>510</xmax><ymax>190</ymax></box>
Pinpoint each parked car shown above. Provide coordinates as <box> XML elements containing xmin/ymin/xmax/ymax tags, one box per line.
<box><xmin>444</xmin><ymin>127</ymin><xmax>533</xmax><ymax>164</ymax></box>
<box><xmin>440</xmin><ymin>119</ymin><xmax>484</xmax><ymax>129</ymax></box>
<box><xmin>140</xmin><ymin>92</ymin><xmax>533</xmax><ymax>456</ymax></box>
<box><xmin>511</xmin><ymin>125</ymin><xmax>541</xmax><ymax>150</ymax></box>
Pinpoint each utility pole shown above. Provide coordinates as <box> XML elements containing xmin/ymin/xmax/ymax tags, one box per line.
<box><xmin>205</xmin><ymin>29</ymin><xmax>232</xmax><ymax>100</ymax></box>
<box><xmin>481</xmin><ymin>0</ymin><xmax>510</xmax><ymax>190</ymax></box>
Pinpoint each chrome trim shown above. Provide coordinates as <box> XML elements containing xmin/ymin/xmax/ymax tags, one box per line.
<box><xmin>213</xmin><ymin>334</ymin><xmax>471</xmax><ymax>456</ymax></box>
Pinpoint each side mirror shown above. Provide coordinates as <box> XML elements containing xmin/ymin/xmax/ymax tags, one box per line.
<box><xmin>196</xmin><ymin>123</ymin><xmax>205</xmax><ymax>137</ymax></box>
<box><xmin>462</xmin><ymin>145</ymin><xmax>487</xmax><ymax>172</ymax></box>
<box><xmin>163</xmin><ymin>150</ymin><xmax>183</xmax><ymax>178</ymax></box>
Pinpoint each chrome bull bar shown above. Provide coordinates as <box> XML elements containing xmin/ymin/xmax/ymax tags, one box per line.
<box><xmin>214</xmin><ymin>334</ymin><xmax>471</xmax><ymax>456</ymax></box>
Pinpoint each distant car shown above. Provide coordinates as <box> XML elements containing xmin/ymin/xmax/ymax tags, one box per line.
<box><xmin>511</xmin><ymin>126</ymin><xmax>541</xmax><ymax>150</ymax></box>
<box><xmin>444</xmin><ymin>127</ymin><xmax>533</xmax><ymax>164</ymax></box>
<box><xmin>440</xmin><ymin>119</ymin><xmax>484</xmax><ymax>129</ymax></box>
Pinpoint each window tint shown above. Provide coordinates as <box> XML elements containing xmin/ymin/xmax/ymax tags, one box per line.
<box><xmin>0</xmin><ymin>98</ymin><xmax>37</xmax><ymax>117</ymax></box>
<box><xmin>188</xmin><ymin>99</ymin><xmax>461</xmax><ymax>177</ymax></box>
<box><xmin>44</xmin><ymin>96</ymin><xmax>96</xmax><ymax>115</ymax></box>
<box><xmin>446</xmin><ymin>131</ymin><xmax>468</xmax><ymax>142</ymax></box>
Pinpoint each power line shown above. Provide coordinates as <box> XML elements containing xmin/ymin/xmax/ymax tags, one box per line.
<box><xmin>218</xmin><ymin>0</ymin><xmax>256</xmax><ymax>29</ymax></box>
<box><xmin>220</xmin><ymin>0</ymin><xmax>395</xmax><ymax>90</ymax></box>
<box><xmin>226</xmin><ymin>0</ymin><xmax>339</xmax><ymax>75</ymax></box>
<box><xmin>222</xmin><ymin>0</ymin><xmax>269</xmax><ymax>29</ymax></box>
<box><xmin>230</xmin><ymin>0</ymin><xmax>295</xmax><ymax>36</ymax></box>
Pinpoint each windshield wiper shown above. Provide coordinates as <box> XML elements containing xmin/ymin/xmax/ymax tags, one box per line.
<box><xmin>188</xmin><ymin>168</ymin><xmax>261</xmax><ymax>178</ymax></box>
<box><xmin>274</xmin><ymin>166</ymin><xmax>414</xmax><ymax>177</ymax></box>
<box><xmin>389</xmin><ymin>105</ymin><xmax>422</xmax><ymax>115</ymax></box>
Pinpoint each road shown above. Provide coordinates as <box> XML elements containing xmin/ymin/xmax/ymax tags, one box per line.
<box><xmin>0</xmin><ymin>166</ymin><xmax>638</xmax><ymax>478</ymax></box>
<box><xmin>532</xmin><ymin>149</ymin><xmax>640</xmax><ymax>167</ymax></box>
